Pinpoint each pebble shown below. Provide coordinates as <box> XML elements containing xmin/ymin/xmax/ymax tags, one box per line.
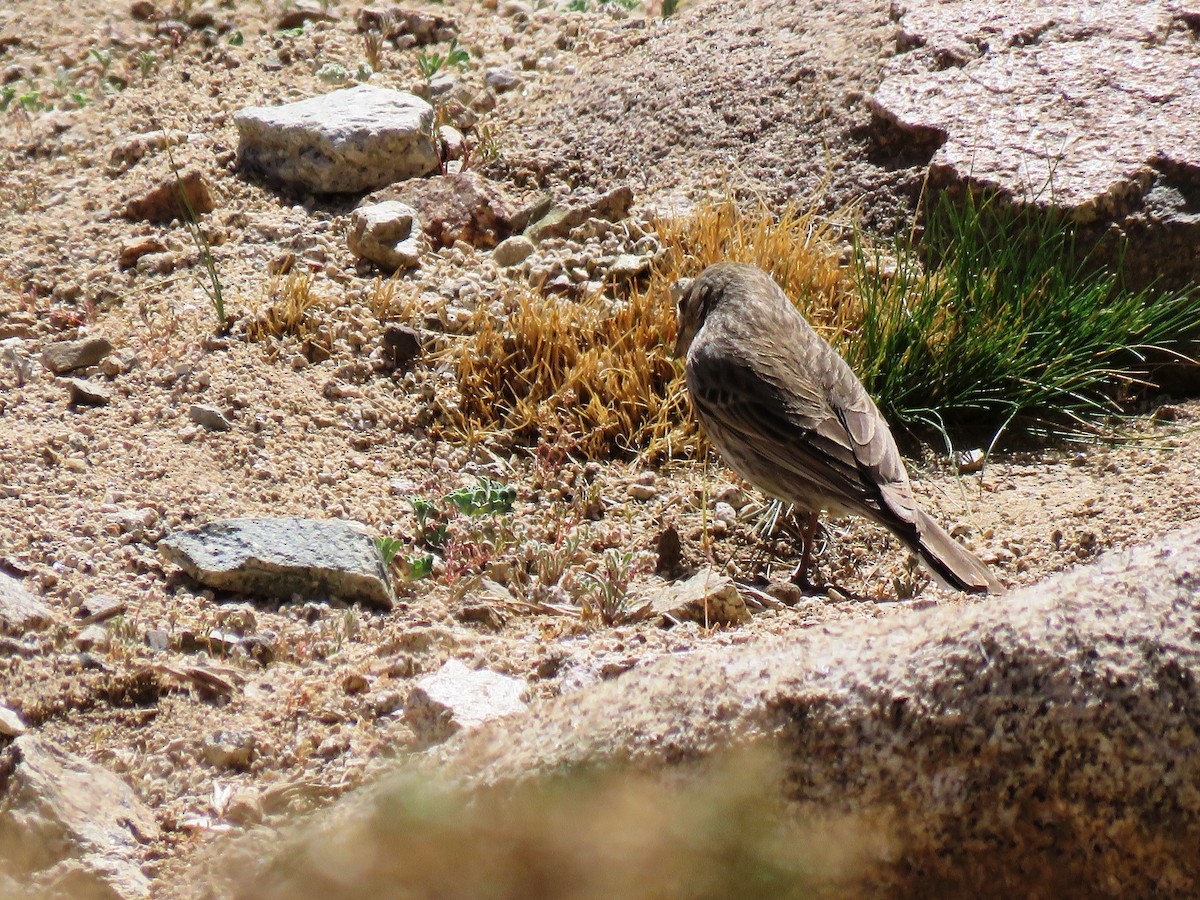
<box><xmin>189</xmin><ymin>404</ymin><xmax>232</xmax><ymax>432</ymax></box>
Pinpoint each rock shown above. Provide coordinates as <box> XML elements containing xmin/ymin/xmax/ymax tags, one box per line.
<box><xmin>66</xmin><ymin>377</ymin><xmax>111</xmax><ymax>408</ymax></box>
<box><xmin>276</xmin><ymin>0</ymin><xmax>335</xmax><ymax>28</ymax></box>
<box><xmin>648</xmin><ymin>569</ymin><xmax>749</xmax><ymax>626</ymax></box>
<box><xmin>381</xmin><ymin>324</ymin><xmax>422</xmax><ymax>370</ymax></box>
<box><xmin>129</xmin><ymin>0</ymin><xmax>159</xmax><ymax>21</ymax></box>
<box><xmin>122</xmin><ymin>168</ymin><xmax>214</xmax><ymax>223</ymax></box>
<box><xmin>74</xmin><ymin>624</ymin><xmax>110</xmax><ymax>652</ymax></box>
<box><xmin>872</xmin><ymin>1</ymin><xmax>1200</xmax><ymax>287</ymax></box>
<box><xmin>188</xmin><ymin>404</ymin><xmax>232</xmax><ymax>432</ymax></box>
<box><xmin>492</xmin><ymin>234</ymin><xmax>534</xmax><ymax>267</ymax></box>
<box><xmin>437</xmin><ymin>124</ymin><xmax>465</xmax><ymax>161</ymax></box>
<box><xmin>484</xmin><ymin>67</ymin><xmax>521</xmax><ymax>92</ymax></box>
<box><xmin>404</xmin><ymin>659</ymin><xmax>527</xmax><ymax>744</ymax></box>
<box><xmin>347</xmin><ymin>201</ymin><xmax>422</xmax><ymax>272</ymax></box>
<box><xmin>0</xmin><ymin>735</ymin><xmax>159</xmax><ymax>898</ymax></box>
<box><xmin>158</xmin><ymin>517</ymin><xmax>395</xmax><ymax>609</ymax></box>
<box><xmin>107</xmin><ymin>128</ymin><xmax>185</xmax><ymax>171</ymax></box>
<box><xmin>608</xmin><ymin>253</ymin><xmax>650</xmax><ymax>281</ymax></box>
<box><xmin>438</xmin><ymin>523</ymin><xmax>1200</xmax><ymax>896</ymax></box>
<box><xmin>41</xmin><ymin>336</ymin><xmax>113</xmax><ymax>374</ymax></box>
<box><xmin>235</xmin><ymin>85</ymin><xmax>438</xmax><ymax>194</ymax></box>
<box><xmin>356</xmin><ymin>5</ymin><xmax>459</xmax><ymax>46</ymax></box>
<box><xmin>654</xmin><ymin>525</ymin><xmax>683</xmax><ymax>579</ymax></box>
<box><xmin>525</xmin><ymin>185</ymin><xmax>634</xmax><ymax>242</ymax></box>
<box><xmin>1</xmin><ymin>337</ymin><xmax>38</xmax><ymax>386</ymax></box>
<box><xmin>202</xmin><ymin>730</ymin><xmax>257</xmax><ymax>770</ymax></box>
<box><xmin>77</xmin><ymin>594</ymin><xmax>127</xmax><ymax>625</ymax></box>
<box><xmin>372</xmin><ymin>172</ymin><xmax>518</xmax><ymax>249</ymax></box>
<box><xmin>117</xmin><ymin>237</ymin><xmax>168</xmax><ymax>269</ymax></box>
<box><xmin>0</xmin><ymin>572</ymin><xmax>55</xmax><ymax>636</ymax></box>
<box><xmin>0</xmin><ymin>707</ymin><xmax>26</xmax><ymax>738</ymax></box>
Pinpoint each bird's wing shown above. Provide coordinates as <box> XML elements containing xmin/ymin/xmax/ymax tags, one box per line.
<box><xmin>687</xmin><ymin>344</ymin><xmax>881</xmax><ymax>510</ymax></box>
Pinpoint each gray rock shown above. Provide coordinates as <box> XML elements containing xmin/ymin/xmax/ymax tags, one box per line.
<box><xmin>405</xmin><ymin>659</ymin><xmax>527</xmax><ymax>744</ymax></box>
<box><xmin>440</xmin><ymin>523</ymin><xmax>1200</xmax><ymax>895</ymax></box>
<box><xmin>77</xmin><ymin>594</ymin><xmax>126</xmax><ymax>625</ymax></box>
<box><xmin>649</xmin><ymin>569</ymin><xmax>749</xmax><ymax>626</ymax></box>
<box><xmin>41</xmin><ymin>337</ymin><xmax>113</xmax><ymax>375</ymax></box>
<box><xmin>492</xmin><ymin>235</ymin><xmax>534</xmax><ymax>267</ymax></box>
<box><xmin>66</xmin><ymin>377</ymin><xmax>111</xmax><ymax>408</ymax></box>
<box><xmin>74</xmin><ymin>624</ymin><xmax>110</xmax><ymax>652</ymax></box>
<box><xmin>347</xmin><ymin>201</ymin><xmax>422</xmax><ymax>272</ymax></box>
<box><xmin>608</xmin><ymin>253</ymin><xmax>650</xmax><ymax>281</ymax></box>
<box><xmin>0</xmin><ymin>572</ymin><xmax>54</xmax><ymax>636</ymax></box>
<box><xmin>188</xmin><ymin>404</ymin><xmax>232</xmax><ymax>432</ymax></box>
<box><xmin>158</xmin><ymin>517</ymin><xmax>395</xmax><ymax>609</ymax></box>
<box><xmin>235</xmin><ymin>85</ymin><xmax>439</xmax><ymax>194</ymax></box>
<box><xmin>0</xmin><ymin>735</ymin><xmax>159</xmax><ymax>898</ymax></box>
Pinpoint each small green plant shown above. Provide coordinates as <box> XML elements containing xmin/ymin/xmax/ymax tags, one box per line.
<box><xmin>578</xmin><ymin>549</ymin><xmax>645</xmax><ymax>625</ymax></box>
<box><xmin>0</xmin><ymin>86</ymin><xmax>15</xmax><ymax>112</ymax></box>
<box><xmin>17</xmin><ymin>91</ymin><xmax>45</xmax><ymax>112</ymax></box>
<box><xmin>566</xmin><ymin>0</ymin><xmax>589</xmax><ymax>10</ymax></box>
<box><xmin>445</xmin><ymin>477</ymin><xmax>517</xmax><ymax>516</ymax></box>
<box><xmin>277</xmin><ymin>26</ymin><xmax>305</xmax><ymax>37</ymax></box>
<box><xmin>415</xmin><ymin>38</ymin><xmax>470</xmax><ymax>81</ymax></box>
<box><xmin>375</xmin><ymin>535</ymin><xmax>404</xmax><ymax>569</ymax></box>
<box><xmin>400</xmin><ymin>553</ymin><xmax>434</xmax><ymax>580</ymax></box>
<box><xmin>227</xmin><ymin>30</ymin><xmax>245</xmax><ymax>46</ymax></box>
<box><xmin>137</xmin><ymin>51</ymin><xmax>158</xmax><ymax>79</ymax></box>
<box><xmin>662</xmin><ymin>0</ymin><xmax>681</xmax><ymax>16</ymax></box>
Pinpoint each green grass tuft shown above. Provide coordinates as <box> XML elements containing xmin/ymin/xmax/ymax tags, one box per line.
<box><xmin>849</xmin><ymin>192</ymin><xmax>1200</xmax><ymax>445</ymax></box>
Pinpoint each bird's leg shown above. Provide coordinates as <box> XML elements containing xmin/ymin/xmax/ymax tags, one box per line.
<box><xmin>789</xmin><ymin>510</ymin><xmax>821</xmax><ymax>590</ymax></box>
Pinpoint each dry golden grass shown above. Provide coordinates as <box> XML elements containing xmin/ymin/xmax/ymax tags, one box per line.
<box><xmin>442</xmin><ymin>199</ymin><xmax>854</xmax><ymax>460</ymax></box>
<box><xmin>246</xmin><ymin>270</ymin><xmax>331</xmax><ymax>359</ymax></box>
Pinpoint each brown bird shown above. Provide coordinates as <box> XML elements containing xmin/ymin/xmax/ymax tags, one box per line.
<box><xmin>674</xmin><ymin>262</ymin><xmax>1004</xmax><ymax>595</ymax></box>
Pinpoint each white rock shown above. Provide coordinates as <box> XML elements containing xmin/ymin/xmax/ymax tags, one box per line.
<box><xmin>404</xmin><ymin>659</ymin><xmax>528</xmax><ymax>744</ymax></box>
<box><xmin>650</xmin><ymin>569</ymin><xmax>749</xmax><ymax>626</ymax></box>
<box><xmin>0</xmin><ymin>572</ymin><xmax>55</xmax><ymax>636</ymax></box>
<box><xmin>235</xmin><ymin>85</ymin><xmax>439</xmax><ymax>193</ymax></box>
<box><xmin>492</xmin><ymin>235</ymin><xmax>534</xmax><ymax>267</ymax></box>
<box><xmin>347</xmin><ymin>201</ymin><xmax>422</xmax><ymax>272</ymax></box>
<box><xmin>0</xmin><ymin>706</ymin><xmax>26</xmax><ymax>737</ymax></box>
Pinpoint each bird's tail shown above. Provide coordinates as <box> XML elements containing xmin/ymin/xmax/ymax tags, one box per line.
<box><xmin>914</xmin><ymin>509</ymin><xmax>1006</xmax><ymax>595</ymax></box>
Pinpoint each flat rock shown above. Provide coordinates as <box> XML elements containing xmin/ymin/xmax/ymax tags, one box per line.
<box><xmin>0</xmin><ymin>735</ymin><xmax>159</xmax><ymax>898</ymax></box>
<box><xmin>405</xmin><ymin>659</ymin><xmax>527</xmax><ymax>744</ymax></box>
<box><xmin>41</xmin><ymin>336</ymin><xmax>113</xmax><ymax>374</ymax></box>
<box><xmin>649</xmin><ymin>569</ymin><xmax>749</xmax><ymax>626</ymax></box>
<box><xmin>158</xmin><ymin>517</ymin><xmax>395</xmax><ymax>609</ymax></box>
<box><xmin>372</xmin><ymin>172</ymin><xmax>518</xmax><ymax>249</ymax></box>
<box><xmin>492</xmin><ymin>234</ymin><xmax>534</xmax><ymax>267</ymax></box>
<box><xmin>347</xmin><ymin>200</ymin><xmax>422</xmax><ymax>272</ymax></box>
<box><xmin>440</xmin><ymin>523</ymin><xmax>1200</xmax><ymax>895</ymax></box>
<box><xmin>235</xmin><ymin>85</ymin><xmax>438</xmax><ymax>194</ymax></box>
<box><xmin>0</xmin><ymin>707</ymin><xmax>25</xmax><ymax>738</ymax></box>
<box><xmin>0</xmin><ymin>572</ymin><xmax>55</xmax><ymax>636</ymax></box>
<box><xmin>66</xmin><ymin>377</ymin><xmax>111</xmax><ymax>408</ymax></box>
<box><xmin>872</xmin><ymin>0</ymin><xmax>1200</xmax><ymax>285</ymax></box>
<box><xmin>188</xmin><ymin>404</ymin><xmax>232</xmax><ymax>432</ymax></box>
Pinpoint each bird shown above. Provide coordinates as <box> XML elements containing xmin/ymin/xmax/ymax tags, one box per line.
<box><xmin>673</xmin><ymin>262</ymin><xmax>1004</xmax><ymax>595</ymax></box>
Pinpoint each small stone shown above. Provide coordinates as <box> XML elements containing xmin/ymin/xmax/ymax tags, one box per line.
<box><xmin>0</xmin><ymin>572</ymin><xmax>55</xmax><ymax>636</ymax></box>
<box><xmin>404</xmin><ymin>659</ymin><xmax>528</xmax><ymax>744</ymax></box>
<box><xmin>118</xmin><ymin>237</ymin><xmax>168</xmax><ymax>269</ymax></box>
<box><xmin>74</xmin><ymin>624</ymin><xmax>110</xmax><ymax>652</ymax></box>
<box><xmin>347</xmin><ymin>201</ymin><xmax>422</xmax><ymax>273</ymax></box>
<box><xmin>609</xmin><ymin>253</ymin><xmax>650</xmax><ymax>281</ymax></box>
<box><xmin>202</xmin><ymin>730</ymin><xmax>257</xmax><ymax>770</ymax></box>
<box><xmin>484</xmin><ymin>67</ymin><xmax>521</xmax><ymax>92</ymax></box>
<box><xmin>129</xmin><ymin>0</ymin><xmax>159</xmax><ymax>20</ymax></box>
<box><xmin>123</xmin><ymin>169</ymin><xmax>214</xmax><ymax>223</ymax></box>
<box><xmin>188</xmin><ymin>404</ymin><xmax>232</xmax><ymax>432</ymax></box>
<box><xmin>277</xmin><ymin>0</ymin><xmax>336</xmax><ymax>28</ymax></box>
<box><xmin>0</xmin><ymin>706</ymin><xmax>26</xmax><ymax>737</ymax></box>
<box><xmin>492</xmin><ymin>234</ymin><xmax>535</xmax><ymax>267</ymax></box>
<box><xmin>77</xmin><ymin>594</ymin><xmax>126</xmax><ymax>624</ymax></box>
<box><xmin>956</xmin><ymin>448</ymin><xmax>986</xmax><ymax>474</ymax></box>
<box><xmin>41</xmin><ymin>337</ymin><xmax>113</xmax><ymax>375</ymax></box>
<box><xmin>66</xmin><ymin>377</ymin><xmax>111</xmax><ymax>408</ymax></box>
<box><xmin>437</xmin><ymin>124</ymin><xmax>465</xmax><ymax>161</ymax></box>
<box><xmin>650</xmin><ymin>568</ymin><xmax>749</xmax><ymax>626</ymax></box>
<box><xmin>628</xmin><ymin>483</ymin><xmax>657</xmax><ymax>501</ymax></box>
<box><xmin>655</xmin><ymin>524</ymin><xmax>683</xmax><ymax>578</ymax></box>
<box><xmin>381</xmin><ymin>324</ymin><xmax>422</xmax><ymax>370</ymax></box>
<box><xmin>712</xmin><ymin>501</ymin><xmax>738</xmax><ymax>530</ymax></box>
<box><xmin>145</xmin><ymin>630</ymin><xmax>170</xmax><ymax>651</ymax></box>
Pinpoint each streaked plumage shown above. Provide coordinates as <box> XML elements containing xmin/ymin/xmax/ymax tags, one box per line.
<box><xmin>675</xmin><ymin>262</ymin><xmax>1004</xmax><ymax>595</ymax></box>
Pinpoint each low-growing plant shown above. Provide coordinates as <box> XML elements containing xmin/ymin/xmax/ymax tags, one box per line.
<box><xmin>246</xmin><ymin>270</ymin><xmax>328</xmax><ymax>354</ymax></box>
<box><xmin>162</xmin><ymin>137</ymin><xmax>227</xmax><ymax>328</ymax></box>
<box><xmin>850</xmin><ymin>191</ymin><xmax>1200</xmax><ymax>444</ymax></box>
<box><xmin>416</xmin><ymin>38</ymin><xmax>470</xmax><ymax>81</ymax></box>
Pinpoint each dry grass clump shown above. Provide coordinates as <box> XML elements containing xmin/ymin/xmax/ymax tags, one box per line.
<box><xmin>245</xmin><ymin>270</ymin><xmax>331</xmax><ymax>359</ymax></box>
<box><xmin>444</xmin><ymin>200</ymin><xmax>852</xmax><ymax>459</ymax></box>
